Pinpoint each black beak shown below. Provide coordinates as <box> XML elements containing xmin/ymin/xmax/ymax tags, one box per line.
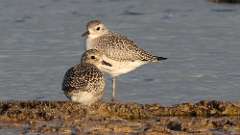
<box><xmin>81</xmin><ymin>31</ymin><xmax>89</xmax><ymax>37</ymax></box>
<box><xmin>101</xmin><ymin>60</ymin><xmax>112</xmax><ymax>67</ymax></box>
<box><xmin>157</xmin><ymin>57</ymin><xmax>168</xmax><ymax>61</ymax></box>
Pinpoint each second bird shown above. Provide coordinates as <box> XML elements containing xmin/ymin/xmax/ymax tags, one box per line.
<box><xmin>62</xmin><ymin>49</ymin><xmax>106</xmax><ymax>105</ymax></box>
<box><xmin>82</xmin><ymin>20</ymin><xmax>167</xmax><ymax>101</ymax></box>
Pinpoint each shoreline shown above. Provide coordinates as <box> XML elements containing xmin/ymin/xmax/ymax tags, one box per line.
<box><xmin>0</xmin><ymin>100</ymin><xmax>239</xmax><ymax>134</ymax></box>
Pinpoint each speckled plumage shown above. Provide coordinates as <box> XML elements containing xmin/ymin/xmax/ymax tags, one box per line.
<box><xmin>62</xmin><ymin>63</ymin><xmax>104</xmax><ymax>94</ymax></box>
<box><xmin>93</xmin><ymin>32</ymin><xmax>160</xmax><ymax>62</ymax></box>
<box><xmin>62</xmin><ymin>49</ymin><xmax>105</xmax><ymax>105</ymax></box>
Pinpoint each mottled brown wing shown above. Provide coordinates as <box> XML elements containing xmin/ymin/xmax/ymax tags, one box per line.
<box><xmin>62</xmin><ymin>65</ymin><xmax>87</xmax><ymax>92</ymax></box>
<box><xmin>95</xmin><ymin>33</ymin><xmax>155</xmax><ymax>61</ymax></box>
<box><xmin>62</xmin><ymin>64</ymin><xmax>104</xmax><ymax>92</ymax></box>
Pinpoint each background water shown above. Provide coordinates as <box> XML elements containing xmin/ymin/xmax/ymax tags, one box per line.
<box><xmin>0</xmin><ymin>0</ymin><xmax>239</xmax><ymax>105</ymax></box>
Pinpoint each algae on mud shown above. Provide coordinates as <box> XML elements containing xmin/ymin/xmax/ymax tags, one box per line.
<box><xmin>0</xmin><ymin>100</ymin><xmax>240</xmax><ymax>134</ymax></box>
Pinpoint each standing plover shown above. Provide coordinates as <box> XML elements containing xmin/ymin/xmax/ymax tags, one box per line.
<box><xmin>82</xmin><ymin>20</ymin><xmax>167</xmax><ymax>101</ymax></box>
<box><xmin>62</xmin><ymin>49</ymin><xmax>110</xmax><ymax>105</ymax></box>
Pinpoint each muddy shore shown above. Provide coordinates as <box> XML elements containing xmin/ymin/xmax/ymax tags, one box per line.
<box><xmin>0</xmin><ymin>100</ymin><xmax>239</xmax><ymax>134</ymax></box>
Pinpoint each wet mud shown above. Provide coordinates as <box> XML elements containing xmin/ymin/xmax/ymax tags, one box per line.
<box><xmin>0</xmin><ymin>100</ymin><xmax>239</xmax><ymax>134</ymax></box>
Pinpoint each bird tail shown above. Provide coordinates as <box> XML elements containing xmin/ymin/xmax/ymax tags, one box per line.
<box><xmin>151</xmin><ymin>56</ymin><xmax>168</xmax><ymax>63</ymax></box>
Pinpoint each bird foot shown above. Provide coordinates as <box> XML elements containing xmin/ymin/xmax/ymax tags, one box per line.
<box><xmin>111</xmin><ymin>98</ymin><xmax>120</xmax><ymax>103</ymax></box>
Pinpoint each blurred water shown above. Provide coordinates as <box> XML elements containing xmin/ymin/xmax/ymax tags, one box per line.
<box><xmin>0</xmin><ymin>0</ymin><xmax>240</xmax><ymax>105</ymax></box>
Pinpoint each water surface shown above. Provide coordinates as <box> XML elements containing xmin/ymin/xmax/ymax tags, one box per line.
<box><xmin>0</xmin><ymin>0</ymin><xmax>240</xmax><ymax>105</ymax></box>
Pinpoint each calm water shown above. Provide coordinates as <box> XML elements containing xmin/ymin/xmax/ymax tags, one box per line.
<box><xmin>0</xmin><ymin>0</ymin><xmax>240</xmax><ymax>105</ymax></box>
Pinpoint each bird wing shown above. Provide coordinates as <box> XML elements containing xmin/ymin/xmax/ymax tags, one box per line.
<box><xmin>95</xmin><ymin>33</ymin><xmax>156</xmax><ymax>62</ymax></box>
<box><xmin>62</xmin><ymin>64</ymin><xmax>102</xmax><ymax>92</ymax></box>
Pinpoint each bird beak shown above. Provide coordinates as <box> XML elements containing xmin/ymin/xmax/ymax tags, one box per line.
<box><xmin>81</xmin><ymin>31</ymin><xmax>89</xmax><ymax>37</ymax></box>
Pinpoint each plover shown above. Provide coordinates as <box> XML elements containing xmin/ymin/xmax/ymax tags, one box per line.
<box><xmin>82</xmin><ymin>20</ymin><xmax>167</xmax><ymax>101</ymax></box>
<box><xmin>62</xmin><ymin>49</ymin><xmax>110</xmax><ymax>105</ymax></box>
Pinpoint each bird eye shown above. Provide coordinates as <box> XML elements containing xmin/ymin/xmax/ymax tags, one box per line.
<box><xmin>91</xmin><ymin>56</ymin><xmax>96</xmax><ymax>59</ymax></box>
<box><xmin>96</xmin><ymin>27</ymin><xmax>100</xmax><ymax>31</ymax></box>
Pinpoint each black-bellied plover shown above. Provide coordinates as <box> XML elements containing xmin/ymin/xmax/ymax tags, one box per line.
<box><xmin>82</xmin><ymin>20</ymin><xmax>167</xmax><ymax>101</ymax></box>
<box><xmin>62</xmin><ymin>49</ymin><xmax>110</xmax><ymax>105</ymax></box>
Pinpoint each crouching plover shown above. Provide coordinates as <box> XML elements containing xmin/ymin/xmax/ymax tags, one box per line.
<box><xmin>62</xmin><ymin>49</ymin><xmax>110</xmax><ymax>105</ymax></box>
<box><xmin>82</xmin><ymin>20</ymin><xmax>167</xmax><ymax>101</ymax></box>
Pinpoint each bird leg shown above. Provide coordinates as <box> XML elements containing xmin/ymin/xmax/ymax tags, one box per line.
<box><xmin>111</xmin><ymin>77</ymin><xmax>116</xmax><ymax>101</ymax></box>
